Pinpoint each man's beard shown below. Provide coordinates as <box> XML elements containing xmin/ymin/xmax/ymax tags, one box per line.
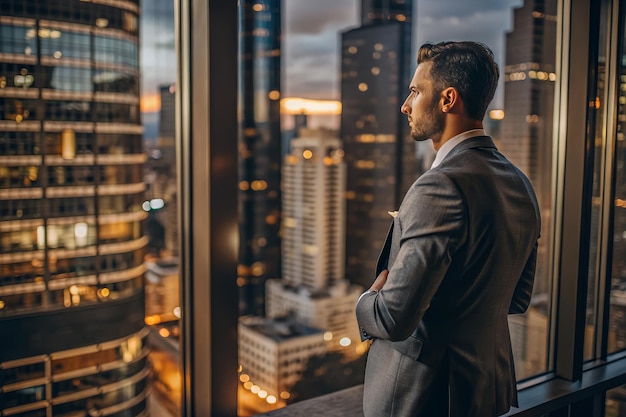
<box><xmin>410</xmin><ymin>105</ymin><xmax>445</xmax><ymax>143</ymax></box>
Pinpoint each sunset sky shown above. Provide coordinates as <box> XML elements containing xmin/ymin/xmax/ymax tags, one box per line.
<box><xmin>140</xmin><ymin>0</ymin><xmax>524</xmax><ymax>135</ymax></box>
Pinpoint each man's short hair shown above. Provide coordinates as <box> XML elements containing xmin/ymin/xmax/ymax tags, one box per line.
<box><xmin>417</xmin><ymin>41</ymin><xmax>499</xmax><ymax>120</ymax></box>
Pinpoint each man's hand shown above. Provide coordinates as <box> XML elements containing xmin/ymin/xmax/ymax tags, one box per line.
<box><xmin>370</xmin><ymin>269</ymin><xmax>389</xmax><ymax>292</ymax></box>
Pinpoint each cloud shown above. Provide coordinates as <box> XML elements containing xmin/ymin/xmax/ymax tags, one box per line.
<box><xmin>283</xmin><ymin>0</ymin><xmax>358</xmax><ymax>99</ymax></box>
<box><xmin>285</xmin><ymin>0</ymin><xmax>358</xmax><ymax>35</ymax></box>
<box><xmin>417</xmin><ymin>0</ymin><xmax>523</xmax><ymax>20</ymax></box>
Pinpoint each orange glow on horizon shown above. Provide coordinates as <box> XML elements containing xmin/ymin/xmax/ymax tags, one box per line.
<box><xmin>281</xmin><ymin>97</ymin><xmax>342</xmax><ymax>115</ymax></box>
<box><xmin>141</xmin><ymin>93</ymin><xmax>161</xmax><ymax>113</ymax></box>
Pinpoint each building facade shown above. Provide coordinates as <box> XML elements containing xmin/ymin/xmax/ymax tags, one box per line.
<box><xmin>340</xmin><ymin>0</ymin><xmax>418</xmax><ymax>289</ymax></box>
<box><xmin>0</xmin><ymin>1</ymin><xmax>148</xmax><ymax>415</ymax></box>
<box><xmin>266</xmin><ymin>129</ymin><xmax>363</xmax><ymax>354</ymax></box>
<box><xmin>238</xmin><ymin>315</ymin><xmax>326</xmax><ymax>404</ymax></box>
<box><xmin>238</xmin><ymin>0</ymin><xmax>283</xmax><ymax>316</ymax></box>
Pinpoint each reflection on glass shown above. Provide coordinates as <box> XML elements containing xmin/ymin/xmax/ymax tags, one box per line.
<box><xmin>492</xmin><ymin>0</ymin><xmax>557</xmax><ymax>380</ymax></box>
<box><xmin>608</xmin><ymin>3</ymin><xmax>626</xmax><ymax>355</ymax></box>
<box><xmin>141</xmin><ymin>0</ymin><xmax>181</xmax><ymax>415</ymax></box>
<box><xmin>585</xmin><ymin>0</ymin><xmax>611</xmax><ymax>361</ymax></box>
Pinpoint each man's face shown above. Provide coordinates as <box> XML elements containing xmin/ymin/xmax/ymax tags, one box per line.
<box><xmin>401</xmin><ymin>61</ymin><xmax>445</xmax><ymax>144</ymax></box>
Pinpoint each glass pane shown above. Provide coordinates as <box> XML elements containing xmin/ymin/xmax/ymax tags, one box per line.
<box><xmin>608</xmin><ymin>0</ymin><xmax>626</xmax><ymax>355</ymax></box>
<box><xmin>499</xmin><ymin>0</ymin><xmax>557</xmax><ymax>379</ymax></box>
<box><xmin>0</xmin><ymin>1</ymin><xmax>180</xmax><ymax>416</ymax></box>
<box><xmin>237</xmin><ymin>0</ymin><xmax>558</xmax><ymax>414</ymax></box>
<box><xmin>141</xmin><ymin>0</ymin><xmax>182</xmax><ymax>415</ymax></box>
<box><xmin>585</xmin><ymin>0</ymin><xmax>611</xmax><ymax>361</ymax></box>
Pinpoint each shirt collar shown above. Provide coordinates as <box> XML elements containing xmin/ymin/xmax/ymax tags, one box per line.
<box><xmin>430</xmin><ymin>129</ymin><xmax>486</xmax><ymax>169</ymax></box>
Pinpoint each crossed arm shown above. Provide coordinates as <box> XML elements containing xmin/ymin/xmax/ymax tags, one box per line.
<box><xmin>356</xmin><ymin>171</ymin><xmax>465</xmax><ymax>342</ymax></box>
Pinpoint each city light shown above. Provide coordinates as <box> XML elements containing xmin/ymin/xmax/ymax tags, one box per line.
<box><xmin>339</xmin><ymin>337</ymin><xmax>352</xmax><ymax>347</ymax></box>
<box><xmin>281</xmin><ymin>97</ymin><xmax>341</xmax><ymax>115</ymax></box>
<box><xmin>489</xmin><ymin>109</ymin><xmax>505</xmax><ymax>120</ymax></box>
<box><xmin>150</xmin><ymin>198</ymin><xmax>165</xmax><ymax>210</ymax></box>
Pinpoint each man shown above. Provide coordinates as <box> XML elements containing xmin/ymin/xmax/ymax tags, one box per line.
<box><xmin>355</xmin><ymin>41</ymin><xmax>541</xmax><ymax>417</ymax></box>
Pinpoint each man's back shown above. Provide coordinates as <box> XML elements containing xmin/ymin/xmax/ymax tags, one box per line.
<box><xmin>356</xmin><ymin>136</ymin><xmax>540</xmax><ymax>417</ymax></box>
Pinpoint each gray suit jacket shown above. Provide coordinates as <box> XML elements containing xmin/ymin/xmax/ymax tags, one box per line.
<box><xmin>356</xmin><ymin>136</ymin><xmax>540</xmax><ymax>417</ymax></box>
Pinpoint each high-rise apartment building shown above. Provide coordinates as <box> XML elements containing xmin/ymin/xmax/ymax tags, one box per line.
<box><xmin>281</xmin><ymin>133</ymin><xmax>345</xmax><ymax>290</ymax></box>
<box><xmin>238</xmin><ymin>0</ymin><xmax>282</xmax><ymax>316</ymax></box>
<box><xmin>0</xmin><ymin>1</ymin><xmax>148</xmax><ymax>415</ymax></box>
<box><xmin>341</xmin><ymin>0</ymin><xmax>418</xmax><ymax>289</ymax></box>
<box><xmin>266</xmin><ymin>129</ymin><xmax>363</xmax><ymax>354</ymax></box>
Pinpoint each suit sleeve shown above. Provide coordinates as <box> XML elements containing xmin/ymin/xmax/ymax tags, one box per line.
<box><xmin>356</xmin><ymin>171</ymin><xmax>466</xmax><ymax>342</ymax></box>
<box><xmin>508</xmin><ymin>241</ymin><xmax>537</xmax><ymax>314</ymax></box>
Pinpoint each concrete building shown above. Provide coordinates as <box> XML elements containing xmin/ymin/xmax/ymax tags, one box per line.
<box><xmin>238</xmin><ymin>315</ymin><xmax>326</xmax><ymax>403</ymax></box>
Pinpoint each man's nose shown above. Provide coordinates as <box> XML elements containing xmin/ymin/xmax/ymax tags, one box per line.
<box><xmin>400</xmin><ymin>99</ymin><xmax>410</xmax><ymax>114</ymax></box>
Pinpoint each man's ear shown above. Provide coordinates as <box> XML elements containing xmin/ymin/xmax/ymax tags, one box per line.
<box><xmin>440</xmin><ymin>87</ymin><xmax>459</xmax><ymax>113</ymax></box>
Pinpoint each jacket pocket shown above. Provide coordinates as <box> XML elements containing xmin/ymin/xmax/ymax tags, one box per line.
<box><xmin>391</xmin><ymin>335</ymin><xmax>423</xmax><ymax>361</ymax></box>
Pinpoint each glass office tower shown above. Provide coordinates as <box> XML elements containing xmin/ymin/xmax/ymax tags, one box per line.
<box><xmin>238</xmin><ymin>0</ymin><xmax>282</xmax><ymax>316</ymax></box>
<box><xmin>0</xmin><ymin>1</ymin><xmax>148</xmax><ymax>416</ymax></box>
<box><xmin>341</xmin><ymin>0</ymin><xmax>418</xmax><ymax>289</ymax></box>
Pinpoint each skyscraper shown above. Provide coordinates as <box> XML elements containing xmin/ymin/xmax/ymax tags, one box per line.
<box><xmin>341</xmin><ymin>0</ymin><xmax>417</xmax><ymax>289</ymax></box>
<box><xmin>238</xmin><ymin>0</ymin><xmax>282</xmax><ymax>316</ymax></box>
<box><xmin>0</xmin><ymin>1</ymin><xmax>148</xmax><ymax>415</ymax></box>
